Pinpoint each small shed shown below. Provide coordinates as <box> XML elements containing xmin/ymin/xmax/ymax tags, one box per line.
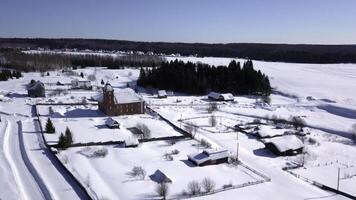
<box><xmin>157</xmin><ymin>90</ymin><xmax>167</xmax><ymax>98</ymax></box>
<box><xmin>263</xmin><ymin>135</ymin><xmax>304</xmax><ymax>156</ymax></box>
<box><xmin>188</xmin><ymin>149</ymin><xmax>229</xmax><ymax>166</ymax></box>
<box><xmin>149</xmin><ymin>169</ymin><xmax>172</xmax><ymax>183</ymax></box>
<box><xmin>71</xmin><ymin>80</ymin><xmax>92</xmax><ymax>90</ymax></box>
<box><xmin>208</xmin><ymin>92</ymin><xmax>234</xmax><ymax>101</ymax></box>
<box><xmin>124</xmin><ymin>137</ymin><xmax>139</xmax><ymax>148</ymax></box>
<box><xmin>105</xmin><ymin>117</ymin><xmax>120</xmax><ymax>129</ymax></box>
<box><xmin>27</xmin><ymin>80</ymin><xmax>45</xmax><ymax>97</ymax></box>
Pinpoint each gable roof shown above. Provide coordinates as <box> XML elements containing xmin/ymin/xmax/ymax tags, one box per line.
<box><xmin>27</xmin><ymin>80</ymin><xmax>45</xmax><ymax>91</ymax></box>
<box><xmin>208</xmin><ymin>92</ymin><xmax>234</xmax><ymax>101</ymax></box>
<box><xmin>149</xmin><ymin>169</ymin><xmax>172</xmax><ymax>183</ymax></box>
<box><xmin>97</xmin><ymin>88</ymin><xmax>144</xmax><ymax>104</ymax></box>
<box><xmin>188</xmin><ymin>149</ymin><xmax>229</xmax><ymax>165</ymax></box>
<box><xmin>264</xmin><ymin>135</ymin><xmax>304</xmax><ymax>153</ymax></box>
<box><xmin>105</xmin><ymin>117</ymin><xmax>119</xmax><ymax>127</ymax></box>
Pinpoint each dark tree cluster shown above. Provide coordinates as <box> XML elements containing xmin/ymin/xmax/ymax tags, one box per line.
<box><xmin>0</xmin><ymin>69</ymin><xmax>22</xmax><ymax>81</ymax></box>
<box><xmin>0</xmin><ymin>48</ymin><xmax>164</xmax><ymax>72</ymax></box>
<box><xmin>57</xmin><ymin>127</ymin><xmax>73</xmax><ymax>150</ymax></box>
<box><xmin>2</xmin><ymin>38</ymin><xmax>356</xmax><ymax>63</ymax></box>
<box><xmin>138</xmin><ymin>59</ymin><xmax>271</xmax><ymax>96</ymax></box>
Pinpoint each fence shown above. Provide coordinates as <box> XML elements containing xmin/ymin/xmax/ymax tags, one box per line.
<box><xmin>285</xmin><ymin>170</ymin><xmax>356</xmax><ymax>200</ymax></box>
<box><xmin>33</xmin><ymin>105</ymin><xmax>93</xmax><ymax>200</ymax></box>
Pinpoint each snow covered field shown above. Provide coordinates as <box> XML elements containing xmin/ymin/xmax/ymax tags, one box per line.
<box><xmin>58</xmin><ymin>139</ymin><xmax>262</xmax><ymax>199</ymax></box>
<box><xmin>1</xmin><ymin>54</ymin><xmax>356</xmax><ymax>199</ymax></box>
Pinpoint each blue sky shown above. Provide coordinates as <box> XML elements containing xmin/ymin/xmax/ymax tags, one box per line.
<box><xmin>1</xmin><ymin>0</ymin><xmax>356</xmax><ymax>44</ymax></box>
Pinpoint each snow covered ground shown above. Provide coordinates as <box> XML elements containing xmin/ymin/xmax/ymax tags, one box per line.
<box><xmin>1</xmin><ymin>54</ymin><xmax>356</xmax><ymax>199</ymax></box>
<box><xmin>58</xmin><ymin>139</ymin><xmax>261</xmax><ymax>200</ymax></box>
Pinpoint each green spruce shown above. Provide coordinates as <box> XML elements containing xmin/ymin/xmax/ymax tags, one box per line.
<box><xmin>45</xmin><ymin>118</ymin><xmax>55</xmax><ymax>133</ymax></box>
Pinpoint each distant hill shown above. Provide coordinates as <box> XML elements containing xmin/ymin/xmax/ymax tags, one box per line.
<box><xmin>1</xmin><ymin>38</ymin><xmax>356</xmax><ymax>63</ymax></box>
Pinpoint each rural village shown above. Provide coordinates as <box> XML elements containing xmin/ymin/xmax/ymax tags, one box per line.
<box><xmin>1</xmin><ymin>49</ymin><xmax>355</xmax><ymax>200</ymax></box>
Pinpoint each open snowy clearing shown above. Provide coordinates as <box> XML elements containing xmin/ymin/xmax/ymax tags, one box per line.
<box><xmin>58</xmin><ymin>140</ymin><xmax>261</xmax><ymax>200</ymax></box>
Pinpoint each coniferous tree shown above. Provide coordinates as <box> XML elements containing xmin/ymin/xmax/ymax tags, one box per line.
<box><xmin>45</xmin><ymin>118</ymin><xmax>55</xmax><ymax>133</ymax></box>
<box><xmin>57</xmin><ymin>133</ymin><xmax>67</xmax><ymax>149</ymax></box>
<box><xmin>65</xmin><ymin>127</ymin><xmax>73</xmax><ymax>145</ymax></box>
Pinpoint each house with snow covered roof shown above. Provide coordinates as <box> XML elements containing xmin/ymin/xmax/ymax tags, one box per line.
<box><xmin>187</xmin><ymin>149</ymin><xmax>229</xmax><ymax>166</ymax></box>
<box><xmin>105</xmin><ymin>117</ymin><xmax>120</xmax><ymax>129</ymax></box>
<box><xmin>208</xmin><ymin>92</ymin><xmax>234</xmax><ymax>101</ymax></box>
<box><xmin>157</xmin><ymin>90</ymin><xmax>167</xmax><ymax>98</ymax></box>
<box><xmin>97</xmin><ymin>83</ymin><xmax>145</xmax><ymax>116</ymax></box>
<box><xmin>263</xmin><ymin>135</ymin><xmax>304</xmax><ymax>156</ymax></box>
<box><xmin>27</xmin><ymin>80</ymin><xmax>45</xmax><ymax>97</ymax></box>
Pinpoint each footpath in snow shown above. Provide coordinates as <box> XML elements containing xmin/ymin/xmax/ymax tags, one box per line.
<box><xmin>21</xmin><ymin>116</ymin><xmax>88</xmax><ymax>200</ymax></box>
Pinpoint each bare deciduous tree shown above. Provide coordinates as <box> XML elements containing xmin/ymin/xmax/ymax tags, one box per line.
<box><xmin>351</xmin><ymin>123</ymin><xmax>356</xmax><ymax>143</ymax></box>
<box><xmin>129</xmin><ymin>166</ymin><xmax>146</xmax><ymax>180</ymax></box>
<box><xmin>209</xmin><ymin>115</ymin><xmax>217</xmax><ymax>127</ymax></box>
<box><xmin>87</xmin><ymin>74</ymin><xmax>96</xmax><ymax>81</ymax></box>
<box><xmin>201</xmin><ymin>177</ymin><xmax>216</xmax><ymax>193</ymax></box>
<box><xmin>187</xmin><ymin>180</ymin><xmax>201</xmax><ymax>195</ymax></box>
<box><xmin>136</xmin><ymin>123</ymin><xmax>151</xmax><ymax>139</ymax></box>
<box><xmin>207</xmin><ymin>102</ymin><xmax>218</xmax><ymax>113</ymax></box>
<box><xmin>156</xmin><ymin>182</ymin><xmax>169</xmax><ymax>200</ymax></box>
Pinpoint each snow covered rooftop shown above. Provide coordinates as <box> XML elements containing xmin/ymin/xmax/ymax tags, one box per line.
<box><xmin>105</xmin><ymin>117</ymin><xmax>119</xmax><ymax>127</ymax></box>
<box><xmin>264</xmin><ymin>135</ymin><xmax>304</xmax><ymax>153</ymax></box>
<box><xmin>124</xmin><ymin>137</ymin><xmax>139</xmax><ymax>147</ymax></box>
<box><xmin>257</xmin><ymin>125</ymin><xmax>286</xmax><ymax>138</ymax></box>
<box><xmin>27</xmin><ymin>80</ymin><xmax>44</xmax><ymax>90</ymax></box>
<box><xmin>158</xmin><ymin>90</ymin><xmax>167</xmax><ymax>97</ymax></box>
<box><xmin>96</xmin><ymin>88</ymin><xmax>144</xmax><ymax>104</ymax></box>
<box><xmin>208</xmin><ymin>92</ymin><xmax>234</xmax><ymax>101</ymax></box>
<box><xmin>188</xmin><ymin>149</ymin><xmax>229</xmax><ymax>165</ymax></box>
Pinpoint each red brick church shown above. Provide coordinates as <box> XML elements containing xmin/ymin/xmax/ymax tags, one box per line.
<box><xmin>98</xmin><ymin>83</ymin><xmax>145</xmax><ymax>116</ymax></box>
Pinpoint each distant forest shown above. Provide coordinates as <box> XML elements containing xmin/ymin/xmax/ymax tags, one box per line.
<box><xmin>138</xmin><ymin>59</ymin><xmax>271</xmax><ymax>96</ymax></box>
<box><xmin>1</xmin><ymin>38</ymin><xmax>356</xmax><ymax>63</ymax></box>
<box><xmin>0</xmin><ymin>48</ymin><xmax>164</xmax><ymax>72</ymax></box>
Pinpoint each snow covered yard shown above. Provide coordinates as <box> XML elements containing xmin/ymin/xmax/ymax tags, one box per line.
<box><xmin>38</xmin><ymin>104</ymin><xmax>183</xmax><ymax>144</ymax></box>
<box><xmin>58</xmin><ymin>140</ymin><xmax>261</xmax><ymax>199</ymax></box>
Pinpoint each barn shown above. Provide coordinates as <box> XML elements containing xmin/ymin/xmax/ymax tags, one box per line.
<box><xmin>208</xmin><ymin>92</ymin><xmax>234</xmax><ymax>101</ymax></box>
<box><xmin>188</xmin><ymin>149</ymin><xmax>229</xmax><ymax>166</ymax></box>
<box><xmin>27</xmin><ymin>80</ymin><xmax>45</xmax><ymax>97</ymax></box>
<box><xmin>97</xmin><ymin>83</ymin><xmax>145</xmax><ymax>116</ymax></box>
<box><xmin>263</xmin><ymin>135</ymin><xmax>304</xmax><ymax>156</ymax></box>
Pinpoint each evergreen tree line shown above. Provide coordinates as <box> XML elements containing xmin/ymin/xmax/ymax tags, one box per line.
<box><xmin>2</xmin><ymin>38</ymin><xmax>356</xmax><ymax>64</ymax></box>
<box><xmin>0</xmin><ymin>69</ymin><xmax>22</xmax><ymax>81</ymax></box>
<box><xmin>138</xmin><ymin>60</ymin><xmax>271</xmax><ymax>96</ymax></box>
<box><xmin>0</xmin><ymin>48</ymin><xmax>164</xmax><ymax>72</ymax></box>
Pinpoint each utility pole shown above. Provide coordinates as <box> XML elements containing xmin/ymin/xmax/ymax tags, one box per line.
<box><xmin>337</xmin><ymin>167</ymin><xmax>340</xmax><ymax>191</ymax></box>
<box><xmin>180</xmin><ymin>114</ymin><xmax>182</xmax><ymax>129</ymax></box>
<box><xmin>236</xmin><ymin>126</ymin><xmax>239</xmax><ymax>162</ymax></box>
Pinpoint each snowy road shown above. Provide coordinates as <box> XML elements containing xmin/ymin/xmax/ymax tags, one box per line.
<box><xmin>0</xmin><ymin>119</ymin><xmax>20</xmax><ymax>200</ymax></box>
<box><xmin>2</xmin><ymin>117</ymin><xmax>45</xmax><ymax>200</ymax></box>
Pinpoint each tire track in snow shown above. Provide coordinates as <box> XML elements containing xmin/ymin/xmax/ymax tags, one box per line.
<box><xmin>0</xmin><ymin>120</ymin><xmax>19</xmax><ymax>200</ymax></box>
<box><xmin>3</xmin><ymin>118</ymin><xmax>47</xmax><ymax>200</ymax></box>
